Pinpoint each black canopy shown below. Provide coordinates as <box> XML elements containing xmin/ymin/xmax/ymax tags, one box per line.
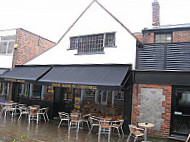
<box><xmin>0</xmin><ymin>69</ymin><xmax>9</xmax><ymax>75</ymax></box>
<box><xmin>39</xmin><ymin>65</ymin><xmax>130</xmax><ymax>89</ymax></box>
<box><xmin>0</xmin><ymin>66</ymin><xmax>51</xmax><ymax>82</ymax></box>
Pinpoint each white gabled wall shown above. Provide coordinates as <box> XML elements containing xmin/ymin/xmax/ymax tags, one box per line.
<box><xmin>26</xmin><ymin>2</ymin><xmax>136</xmax><ymax>68</ymax></box>
<box><xmin>0</xmin><ymin>29</ymin><xmax>16</xmax><ymax>68</ymax></box>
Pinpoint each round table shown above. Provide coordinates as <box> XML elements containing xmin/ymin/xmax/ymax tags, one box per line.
<box><xmin>138</xmin><ymin>122</ymin><xmax>154</xmax><ymax>142</ymax></box>
<box><xmin>98</xmin><ymin>116</ymin><xmax>113</xmax><ymax>121</ymax></box>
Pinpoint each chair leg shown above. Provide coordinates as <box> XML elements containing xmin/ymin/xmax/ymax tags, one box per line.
<box><xmin>58</xmin><ymin>120</ymin><xmax>63</xmax><ymax>128</ymax></box>
<box><xmin>46</xmin><ymin>113</ymin><xmax>49</xmax><ymax>121</ymax></box>
<box><xmin>117</xmin><ymin>128</ymin><xmax>121</xmax><ymax>137</ymax></box>
<box><xmin>108</xmin><ymin>128</ymin><xmax>111</xmax><ymax>141</ymax></box>
<box><xmin>28</xmin><ymin>115</ymin><xmax>31</xmax><ymax>123</ymax></box>
<box><xmin>77</xmin><ymin>122</ymin><xmax>80</xmax><ymax>132</ymax></box>
<box><xmin>69</xmin><ymin>121</ymin><xmax>71</xmax><ymax>131</ymax></box>
<box><xmin>18</xmin><ymin>114</ymin><xmax>22</xmax><ymax>120</ymax></box>
<box><xmin>4</xmin><ymin>110</ymin><xmax>7</xmax><ymax>118</ymax></box>
<box><xmin>120</xmin><ymin>126</ymin><xmax>124</xmax><ymax>138</ymax></box>
<box><xmin>98</xmin><ymin>126</ymin><xmax>101</xmax><ymax>141</ymax></box>
<box><xmin>134</xmin><ymin>136</ymin><xmax>138</xmax><ymax>142</ymax></box>
<box><xmin>89</xmin><ymin>125</ymin><xmax>94</xmax><ymax>133</ymax></box>
<box><xmin>126</xmin><ymin>133</ymin><xmax>132</xmax><ymax>142</ymax></box>
<box><xmin>43</xmin><ymin>114</ymin><xmax>46</xmax><ymax>122</ymax></box>
<box><xmin>68</xmin><ymin>120</ymin><xmax>70</xmax><ymax>128</ymax></box>
<box><xmin>86</xmin><ymin>121</ymin><xmax>90</xmax><ymax>130</ymax></box>
<box><xmin>37</xmin><ymin>115</ymin><xmax>39</xmax><ymax>124</ymax></box>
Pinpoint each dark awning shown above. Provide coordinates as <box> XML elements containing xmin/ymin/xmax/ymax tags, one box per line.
<box><xmin>0</xmin><ymin>66</ymin><xmax>51</xmax><ymax>82</ymax></box>
<box><xmin>0</xmin><ymin>69</ymin><xmax>9</xmax><ymax>75</ymax></box>
<box><xmin>39</xmin><ymin>65</ymin><xmax>131</xmax><ymax>89</ymax></box>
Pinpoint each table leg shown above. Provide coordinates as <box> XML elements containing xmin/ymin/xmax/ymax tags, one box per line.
<box><xmin>144</xmin><ymin>127</ymin><xmax>147</xmax><ymax>142</ymax></box>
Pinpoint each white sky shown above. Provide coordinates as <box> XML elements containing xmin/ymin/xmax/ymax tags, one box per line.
<box><xmin>0</xmin><ymin>0</ymin><xmax>190</xmax><ymax>42</ymax></box>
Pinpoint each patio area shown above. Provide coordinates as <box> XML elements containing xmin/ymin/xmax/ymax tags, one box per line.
<box><xmin>0</xmin><ymin>115</ymin><xmax>179</xmax><ymax>142</ymax></box>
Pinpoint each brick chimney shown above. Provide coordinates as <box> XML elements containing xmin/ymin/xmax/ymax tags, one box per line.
<box><xmin>152</xmin><ymin>0</ymin><xmax>160</xmax><ymax>27</ymax></box>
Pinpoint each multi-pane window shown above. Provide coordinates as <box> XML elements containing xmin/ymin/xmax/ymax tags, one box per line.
<box><xmin>70</xmin><ymin>32</ymin><xmax>115</xmax><ymax>54</ymax></box>
<box><xmin>0</xmin><ymin>35</ymin><xmax>16</xmax><ymax>54</ymax></box>
<box><xmin>155</xmin><ymin>33</ymin><xmax>172</xmax><ymax>43</ymax></box>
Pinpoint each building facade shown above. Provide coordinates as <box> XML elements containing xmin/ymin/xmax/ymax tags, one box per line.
<box><xmin>133</xmin><ymin>23</ymin><xmax>190</xmax><ymax>139</ymax></box>
<box><xmin>0</xmin><ymin>0</ymin><xmax>138</xmax><ymax>134</ymax></box>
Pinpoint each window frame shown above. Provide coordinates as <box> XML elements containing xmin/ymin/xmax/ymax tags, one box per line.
<box><xmin>69</xmin><ymin>32</ymin><xmax>116</xmax><ymax>54</ymax></box>
<box><xmin>154</xmin><ymin>32</ymin><xmax>173</xmax><ymax>43</ymax></box>
<box><xmin>0</xmin><ymin>35</ymin><xmax>16</xmax><ymax>55</ymax></box>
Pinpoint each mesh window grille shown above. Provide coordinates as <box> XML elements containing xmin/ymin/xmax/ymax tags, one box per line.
<box><xmin>70</xmin><ymin>32</ymin><xmax>115</xmax><ymax>54</ymax></box>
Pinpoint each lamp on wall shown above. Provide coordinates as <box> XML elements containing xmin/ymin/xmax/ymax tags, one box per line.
<box><xmin>14</xmin><ymin>44</ymin><xmax>18</xmax><ymax>49</ymax></box>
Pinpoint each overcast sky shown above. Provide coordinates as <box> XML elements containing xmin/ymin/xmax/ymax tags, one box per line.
<box><xmin>0</xmin><ymin>0</ymin><xmax>189</xmax><ymax>42</ymax></box>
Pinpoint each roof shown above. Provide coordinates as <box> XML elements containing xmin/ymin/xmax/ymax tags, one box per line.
<box><xmin>57</xmin><ymin>0</ymin><xmax>139</xmax><ymax>44</ymax></box>
<box><xmin>25</xmin><ymin>0</ymin><xmax>137</xmax><ymax>68</ymax></box>
<box><xmin>143</xmin><ymin>23</ymin><xmax>190</xmax><ymax>32</ymax></box>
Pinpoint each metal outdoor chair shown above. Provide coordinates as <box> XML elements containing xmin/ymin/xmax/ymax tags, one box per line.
<box><xmin>37</xmin><ymin>107</ymin><xmax>49</xmax><ymax>122</ymax></box>
<box><xmin>186</xmin><ymin>134</ymin><xmax>190</xmax><ymax>142</ymax></box>
<box><xmin>111</xmin><ymin>119</ymin><xmax>124</xmax><ymax>138</ymax></box>
<box><xmin>69</xmin><ymin>113</ymin><xmax>81</xmax><ymax>131</ymax></box>
<box><xmin>28</xmin><ymin>107</ymin><xmax>39</xmax><ymax>124</ymax></box>
<box><xmin>58</xmin><ymin>112</ymin><xmax>70</xmax><ymax>128</ymax></box>
<box><xmin>88</xmin><ymin>116</ymin><xmax>100</xmax><ymax>133</ymax></box>
<box><xmin>126</xmin><ymin>124</ymin><xmax>144</xmax><ymax>142</ymax></box>
<box><xmin>98</xmin><ymin>120</ymin><xmax>112</xmax><ymax>141</ymax></box>
<box><xmin>18</xmin><ymin>106</ymin><xmax>29</xmax><ymax>120</ymax></box>
<box><xmin>80</xmin><ymin>113</ymin><xmax>91</xmax><ymax>130</ymax></box>
<box><xmin>4</xmin><ymin>104</ymin><xmax>17</xmax><ymax>118</ymax></box>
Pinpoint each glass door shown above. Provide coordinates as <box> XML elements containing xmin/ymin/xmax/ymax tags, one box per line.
<box><xmin>171</xmin><ymin>87</ymin><xmax>190</xmax><ymax>135</ymax></box>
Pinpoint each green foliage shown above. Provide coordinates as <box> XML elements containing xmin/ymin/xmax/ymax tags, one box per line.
<box><xmin>13</xmin><ymin>134</ymin><xmax>29</xmax><ymax>142</ymax></box>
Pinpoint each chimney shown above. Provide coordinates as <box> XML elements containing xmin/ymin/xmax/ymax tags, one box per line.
<box><xmin>152</xmin><ymin>0</ymin><xmax>160</xmax><ymax>27</ymax></box>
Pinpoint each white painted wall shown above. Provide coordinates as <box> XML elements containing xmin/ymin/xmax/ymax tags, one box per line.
<box><xmin>26</xmin><ymin>3</ymin><xmax>137</xmax><ymax>68</ymax></box>
<box><xmin>0</xmin><ymin>29</ymin><xmax>16</xmax><ymax>68</ymax></box>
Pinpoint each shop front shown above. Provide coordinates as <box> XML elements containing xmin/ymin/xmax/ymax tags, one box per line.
<box><xmin>0</xmin><ymin>64</ymin><xmax>133</xmax><ymax>133</ymax></box>
<box><xmin>133</xmin><ymin>70</ymin><xmax>190</xmax><ymax>138</ymax></box>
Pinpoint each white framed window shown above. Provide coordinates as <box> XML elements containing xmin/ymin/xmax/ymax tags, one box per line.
<box><xmin>0</xmin><ymin>35</ymin><xmax>16</xmax><ymax>54</ymax></box>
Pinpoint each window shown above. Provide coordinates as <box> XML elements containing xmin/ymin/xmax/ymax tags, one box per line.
<box><xmin>0</xmin><ymin>35</ymin><xmax>16</xmax><ymax>54</ymax></box>
<box><xmin>70</xmin><ymin>32</ymin><xmax>115</xmax><ymax>54</ymax></box>
<box><xmin>42</xmin><ymin>86</ymin><xmax>54</xmax><ymax>101</ymax></box>
<box><xmin>63</xmin><ymin>88</ymin><xmax>73</xmax><ymax>101</ymax></box>
<box><xmin>0</xmin><ymin>82</ymin><xmax>9</xmax><ymax>100</ymax></box>
<box><xmin>30</xmin><ymin>84</ymin><xmax>42</xmax><ymax>100</ymax></box>
<box><xmin>19</xmin><ymin>83</ymin><xmax>30</xmax><ymax>98</ymax></box>
<box><xmin>155</xmin><ymin>33</ymin><xmax>172</xmax><ymax>43</ymax></box>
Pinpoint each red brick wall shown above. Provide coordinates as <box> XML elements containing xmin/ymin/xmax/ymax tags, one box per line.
<box><xmin>132</xmin><ymin>84</ymin><xmax>172</xmax><ymax>136</ymax></box>
<box><xmin>173</xmin><ymin>30</ymin><xmax>190</xmax><ymax>42</ymax></box>
<box><xmin>143</xmin><ymin>32</ymin><xmax>154</xmax><ymax>43</ymax></box>
<box><xmin>12</xmin><ymin>28</ymin><xmax>55</xmax><ymax>67</ymax></box>
<box><xmin>143</xmin><ymin>30</ymin><xmax>190</xmax><ymax>43</ymax></box>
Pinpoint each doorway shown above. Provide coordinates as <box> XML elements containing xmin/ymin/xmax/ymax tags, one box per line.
<box><xmin>171</xmin><ymin>86</ymin><xmax>190</xmax><ymax>136</ymax></box>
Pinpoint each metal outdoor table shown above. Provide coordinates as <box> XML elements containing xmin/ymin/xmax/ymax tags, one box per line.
<box><xmin>138</xmin><ymin>122</ymin><xmax>154</xmax><ymax>142</ymax></box>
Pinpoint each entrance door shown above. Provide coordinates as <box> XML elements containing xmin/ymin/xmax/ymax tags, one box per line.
<box><xmin>171</xmin><ymin>87</ymin><xmax>190</xmax><ymax>136</ymax></box>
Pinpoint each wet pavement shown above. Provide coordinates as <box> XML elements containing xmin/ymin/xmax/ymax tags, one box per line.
<box><xmin>0</xmin><ymin>115</ymin><xmax>179</xmax><ymax>142</ymax></box>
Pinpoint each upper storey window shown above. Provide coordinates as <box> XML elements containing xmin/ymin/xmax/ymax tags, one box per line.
<box><xmin>0</xmin><ymin>35</ymin><xmax>16</xmax><ymax>54</ymax></box>
<box><xmin>154</xmin><ymin>33</ymin><xmax>172</xmax><ymax>43</ymax></box>
<box><xmin>70</xmin><ymin>32</ymin><xmax>115</xmax><ymax>54</ymax></box>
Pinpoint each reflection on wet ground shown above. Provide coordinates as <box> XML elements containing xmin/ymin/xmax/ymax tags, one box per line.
<box><xmin>0</xmin><ymin>115</ymin><xmax>177</xmax><ymax>142</ymax></box>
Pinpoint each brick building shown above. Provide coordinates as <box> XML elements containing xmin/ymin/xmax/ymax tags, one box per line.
<box><xmin>0</xmin><ymin>28</ymin><xmax>55</xmax><ymax>101</ymax></box>
<box><xmin>132</xmin><ymin>0</ymin><xmax>190</xmax><ymax>140</ymax></box>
